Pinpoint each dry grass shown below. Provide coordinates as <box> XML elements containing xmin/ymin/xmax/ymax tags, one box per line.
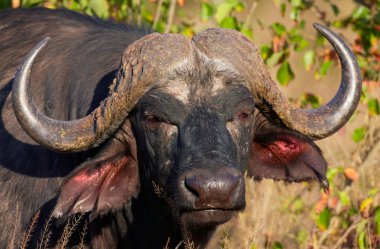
<box><xmin>19</xmin><ymin>210</ymin><xmax>40</xmax><ymax>249</ymax></box>
<box><xmin>56</xmin><ymin>213</ymin><xmax>84</xmax><ymax>249</ymax></box>
<box><xmin>37</xmin><ymin>212</ymin><xmax>53</xmax><ymax>249</ymax></box>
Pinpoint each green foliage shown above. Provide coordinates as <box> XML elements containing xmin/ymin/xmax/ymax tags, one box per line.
<box><xmin>271</xmin><ymin>22</ymin><xmax>286</xmax><ymax>36</ymax></box>
<box><xmin>352</xmin><ymin>126</ymin><xmax>366</xmax><ymax>143</ymax></box>
<box><xmin>338</xmin><ymin>191</ymin><xmax>351</xmax><ymax>206</ymax></box>
<box><xmin>367</xmin><ymin>98</ymin><xmax>380</xmax><ymax>115</ymax></box>
<box><xmin>201</xmin><ymin>2</ymin><xmax>214</xmax><ymax>21</ymax></box>
<box><xmin>375</xmin><ymin>208</ymin><xmax>380</xmax><ymax>235</ymax></box>
<box><xmin>271</xmin><ymin>241</ymin><xmax>283</xmax><ymax>249</ymax></box>
<box><xmin>303</xmin><ymin>50</ymin><xmax>315</xmax><ymax>71</ymax></box>
<box><xmin>277</xmin><ymin>61</ymin><xmax>294</xmax><ymax>86</ymax></box>
<box><xmin>317</xmin><ymin>208</ymin><xmax>332</xmax><ymax>230</ymax></box>
<box><xmin>300</xmin><ymin>93</ymin><xmax>320</xmax><ymax>108</ymax></box>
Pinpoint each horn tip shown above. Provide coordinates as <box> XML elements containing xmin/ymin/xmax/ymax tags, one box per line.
<box><xmin>313</xmin><ymin>23</ymin><xmax>323</xmax><ymax>31</ymax></box>
<box><xmin>39</xmin><ymin>37</ymin><xmax>51</xmax><ymax>48</ymax></box>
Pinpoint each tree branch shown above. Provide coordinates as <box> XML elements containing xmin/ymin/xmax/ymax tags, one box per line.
<box><xmin>165</xmin><ymin>0</ymin><xmax>177</xmax><ymax>33</ymax></box>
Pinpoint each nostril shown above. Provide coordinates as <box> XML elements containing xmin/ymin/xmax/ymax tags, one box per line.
<box><xmin>179</xmin><ymin>168</ymin><xmax>245</xmax><ymax>210</ymax></box>
<box><xmin>184</xmin><ymin>177</ymin><xmax>200</xmax><ymax>198</ymax></box>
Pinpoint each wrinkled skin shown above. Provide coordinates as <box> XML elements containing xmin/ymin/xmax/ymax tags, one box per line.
<box><xmin>0</xmin><ymin>8</ymin><xmax>330</xmax><ymax>249</ymax></box>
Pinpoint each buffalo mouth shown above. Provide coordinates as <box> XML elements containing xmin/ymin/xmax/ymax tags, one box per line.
<box><xmin>180</xmin><ymin>208</ymin><xmax>241</xmax><ymax>226</ymax></box>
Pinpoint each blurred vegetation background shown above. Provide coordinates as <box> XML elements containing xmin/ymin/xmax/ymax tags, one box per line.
<box><xmin>1</xmin><ymin>0</ymin><xmax>380</xmax><ymax>248</ymax></box>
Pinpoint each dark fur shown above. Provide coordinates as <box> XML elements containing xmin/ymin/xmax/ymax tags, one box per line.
<box><xmin>0</xmin><ymin>8</ymin><xmax>328</xmax><ymax>249</ymax></box>
<box><xmin>0</xmin><ymin>8</ymin><xmax>147</xmax><ymax>248</ymax></box>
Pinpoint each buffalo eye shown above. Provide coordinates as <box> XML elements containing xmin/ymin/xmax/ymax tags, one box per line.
<box><xmin>235</xmin><ymin>110</ymin><xmax>252</xmax><ymax>122</ymax></box>
<box><xmin>144</xmin><ymin>111</ymin><xmax>167</xmax><ymax>127</ymax></box>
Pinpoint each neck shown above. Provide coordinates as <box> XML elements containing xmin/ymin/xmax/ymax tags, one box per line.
<box><xmin>128</xmin><ymin>186</ymin><xmax>182</xmax><ymax>248</ymax></box>
<box><xmin>128</xmin><ymin>185</ymin><xmax>217</xmax><ymax>248</ymax></box>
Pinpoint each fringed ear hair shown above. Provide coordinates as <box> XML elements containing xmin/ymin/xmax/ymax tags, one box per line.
<box><xmin>248</xmin><ymin>126</ymin><xmax>329</xmax><ymax>191</ymax></box>
<box><xmin>53</xmin><ymin>121</ymin><xmax>140</xmax><ymax>218</ymax></box>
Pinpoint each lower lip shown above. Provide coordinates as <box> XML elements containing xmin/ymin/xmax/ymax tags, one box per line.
<box><xmin>181</xmin><ymin>209</ymin><xmax>237</xmax><ymax>225</ymax></box>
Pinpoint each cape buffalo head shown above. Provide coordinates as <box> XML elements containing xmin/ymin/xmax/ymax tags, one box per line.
<box><xmin>12</xmin><ymin>24</ymin><xmax>361</xmax><ymax>246</ymax></box>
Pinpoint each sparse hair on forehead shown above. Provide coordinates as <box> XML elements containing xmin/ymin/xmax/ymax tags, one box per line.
<box><xmin>171</xmin><ymin>43</ymin><xmax>247</xmax><ymax>93</ymax></box>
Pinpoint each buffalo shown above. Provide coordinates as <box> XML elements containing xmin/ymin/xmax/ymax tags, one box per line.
<box><xmin>0</xmin><ymin>7</ymin><xmax>361</xmax><ymax>249</ymax></box>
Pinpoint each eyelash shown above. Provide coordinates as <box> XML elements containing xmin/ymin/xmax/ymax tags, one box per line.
<box><xmin>143</xmin><ymin>111</ymin><xmax>169</xmax><ymax>127</ymax></box>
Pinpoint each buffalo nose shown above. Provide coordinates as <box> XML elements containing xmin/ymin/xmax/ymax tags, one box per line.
<box><xmin>180</xmin><ymin>167</ymin><xmax>245</xmax><ymax>209</ymax></box>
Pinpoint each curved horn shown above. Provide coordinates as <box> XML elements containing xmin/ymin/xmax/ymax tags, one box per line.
<box><xmin>12</xmin><ymin>35</ymin><xmax>158</xmax><ymax>152</ymax></box>
<box><xmin>259</xmin><ymin>23</ymin><xmax>362</xmax><ymax>139</ymax></box>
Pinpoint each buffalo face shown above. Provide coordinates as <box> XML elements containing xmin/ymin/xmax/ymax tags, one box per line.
<box><xmin>11</xmin><ymin>24</ymin><xmax>361</xmax><ymax>247</ymax></box>
<box><xmin>133</xmin><ymin>82</ymin><xmax>255</xmax><ymax>226</ymax></box>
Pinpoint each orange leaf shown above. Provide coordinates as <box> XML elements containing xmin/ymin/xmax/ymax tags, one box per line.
<box><xmin>315</xmin><ymin>191</ymin><xmax>329</xmax><ymax>213</ymax></box>
<box><xmin>328</xmin><ymin>197</ymin><xmax>339</xmax><ymax>210</ymax></box>
<box><xmin>177</xmin><ymin>0</ymin><xmax>185</xmax><ymax>7</ymax></box>
<box><xmin>344</xmin><ymin>168</ymin><xmax>359</xmax><ymax>181</ymax></box>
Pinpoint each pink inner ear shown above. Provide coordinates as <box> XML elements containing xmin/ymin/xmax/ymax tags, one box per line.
<box><xmin>253</xmin><ymin>134</ymin><xmax>306</xmax><ymax>165</ymax></box>
<box><xmin>248</xmin><ymin>131</ymin><xmax>327</xmax><ymax>183</ymax></box>
<box><xmin>54</xmin><ymin>155</ymin><xmax>139</xmax><ymax>217</ymax></box>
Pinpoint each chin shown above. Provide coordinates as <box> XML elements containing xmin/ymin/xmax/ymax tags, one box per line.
<box><xmin>176</xmin><ymin>209</ymin><xmax>242</xmax><ymax>248</ymax></box>
<box><xmin>180</xmin><ymin>209</ymin><xmax>238</xmax><ymax>227</ymax></box>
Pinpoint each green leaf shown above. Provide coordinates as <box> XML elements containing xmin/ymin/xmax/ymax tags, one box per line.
<box><xmin>296</xmin><ymin>229</ymin><xmax>308</xmax><ymax>244</ymax></box>
<box><xmin>357</xmin><ymin>219</ymin><xmax>368</xmax><ymax>232</ymax></box>
<box><xmin>79</xmin><ymin>0</ymin><xmax>87</xmax><ymax>8</ymax></box>
<box><xmin>241</xmin><ymin>28</ymin><xmax>253</xmax><ymax>39</ymax></box>
<box><xmin>215</xmin><ymin>3</ymin><xmax>234</xmax><ymax>23</ymax></box>
<box><xmin>316</xmin><ymin>33</ymin><xmax>325</xmax><ymax>46</ymax></box>
<box><xmin>277</xmin><ymin>62</ymin><xmax>294</xmax><ymax>86</ymax></box>
<box><xmin>332</xmin><ymin>20</ymin><xmax>344</xmax><ymax>28</ymax></box>
<box><xmin>280</xmin><ymin>3</ymin><xmax>286</xmax><ymax>17</ymax></box>
<box><xmin>356</xmin><ymin>55</ymin><xmax>368</xmax><ymax>69</ymax></box>
<box><xmin>375</xmin><ymin>208</ymin><xmax>380</xmax><ymax>235</ymax></box>
<box><xmin>319</xmin><ymin>60</ymin><xmax>333</xmax><ymax>76</ymax></box>
<box><xmin>317</xmin><ymin>208</ymin><xmax>332</xmax><ymax>230</ymax></box>
<box><xmin>338</xmin><ymin>191</ymin><xmax>350</xmax><ymax>206</ymax></box>
<box><xmin>352</xmin><ymin>127</ymin><xmax>366</xmax><ymax>143</ymax></box>
<box><xmin>267</xmin><ymin>51</ymin><xmax>284</xmax><ymax>67</ymax></box>
<box><xmin>295</xmin><ymin>37</ymin><xmax>309</xmax><ymax>51</ymax></box>
<box><xmin>155</xmin><ymin>21</ymin><xmax>165</xmax><ymax>33</ymax></box>
<box><xmin>300</xmin><ymin>93</ymin><xmax>319</xmax><ymax>108</ymax></box>
<box><xmin>331</xmin><ymin>4</ymin><xmax>340</xmax><ymax>16</ymax></box>
<box><xmin>352</xmin><ymin>6</ymin><xmax>370</xmax><ymax>20</ymax></box>
<box><xmin>326</xmin><ymin>167</ymin><xmax>343</xmax><ymax>183</ymax></box>
<box><xmin>219</xmin><ymin>17</ymin><xmax>238</xmax><ymax>29</ymax></box>
<box><xmin>260</xmin><ymin>45</ymin><xmax>273</xmax><ymax>61</ymax></box>
<box><xmin>181</xmin><ymin>27</ymin><xmax>194</xmax><ymax>37</ymax></box>
<box><xmin>288</xmin><ymin>31</ymin><xmax>309</xmax><ymax>51</ymax></box>
<box><xmin>21</xmin><ymin>0</ymin><xmax>42</xmax><ymax>7</ymax></box>
<box><xmin>290</xmin><ymin>0</ymin><xmax>302</xmax><ymax>8</ymax></box>
<box><xmin>367</xmin><ymin>98</ymin><xmax>380</xmax><ymax>115</ymax></box>
<box><xmin>291</xmin><ymin>198</ymin><xmax>305</xmax><ymax>213</ymax></box>
<box><xmin>271</xmin><ymin>23</ymin><xmax>286</xmax><ymax>36</ymax></box>
<box><xmin>0</xmin><ymin>0</ymin><xmax>12</xmax><ymax>9</ymax></box>
<box><xmin>272</xmin><ymin>242</ymin><xmax>283</xmax><ymax>249</ymax></box>
<box><xmin>303</xmin><ymin>50</ymin><xmax>315</xmax><ymax>71</ymax></box>
<box><xmin>88</xmin><ymin>0</ymin><xmax>109</xmax><ymax>18</ymax></box>
<box><xmin>235</xmin><ymin>2</ymin><xmax>245</xmax><ymax>12</ymax></box>
<box><xmin>290</xmin><ymin>8</ymin><xmax>299</xmax><ymax>21</ymax></box>
<box><xmin>368</xmin><ymin>189</ymin><xmax>380</xmax><ymax>197</ymax></box>
<box><xmin>215</xmin><ymin>4</ymin><xmax>231</xmax><ymax>22</ymax></box>
<box><xmin>358</xmin><ymin>231</ymin><xmax>367</xmax><ymax>249</ymax></box>
<box><xmin>200</xmin><ymin>2</ymin><xmax>214</xmax><ymax>21</ymax></box>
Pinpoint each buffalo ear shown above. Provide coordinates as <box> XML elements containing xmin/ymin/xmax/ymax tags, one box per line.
<box><xmin>248</xmin><ymin>127</ymin><xmax>329</xmax><ymax>190</ymax></box>
<box><xmin>53</xmin><ymin>122</ymin><xmax>139</xmax><ymax>218</ymax></box>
